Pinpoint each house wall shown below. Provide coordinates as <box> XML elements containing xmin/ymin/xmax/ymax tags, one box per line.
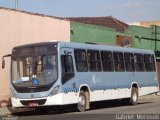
<box><xmin>70</xmin><ymin>22</ymin><xmax>116</xmax><ymax>45</ymax></box>
<box><xmin>140</xmin><ymin>21</ymin><xmax>160</xmax><ymax>28</ymax></box>
<box><xmin>0</xmin><ymin>8</ymin><xmax>70</xmax><ymax>106</ymax></box>
<box><xmin>125</xmin><ymin>25</ymin><xmax>160</xmax><ymax>50</ymax></box>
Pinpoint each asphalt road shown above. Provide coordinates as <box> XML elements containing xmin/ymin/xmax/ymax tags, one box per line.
<box><xmin>11</xmin><ymin>97</ymin><xmax>160</xmax><ymax>120</ymax></box>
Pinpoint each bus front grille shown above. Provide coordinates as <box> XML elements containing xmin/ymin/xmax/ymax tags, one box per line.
<box><xmin>20</xmin><ymin>99</ymin><xmax>47</xmax><ymax>106</ymax></box>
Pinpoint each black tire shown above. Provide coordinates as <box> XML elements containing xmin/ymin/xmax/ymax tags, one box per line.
<box><xmin>129</xmin><ymin>87</ymin><xmax>138</xmax><ymax>105</ymax></box>
<box><xmin>78</xmin><ymin>91</ymin><xmax>86</xmax><ymax>112</ymax></box>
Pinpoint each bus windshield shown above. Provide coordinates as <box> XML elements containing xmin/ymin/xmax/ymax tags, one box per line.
<box><xmin>11</xmin><ymin>55</ymin><xmax>58</xmax><ymax>87</ymax></box>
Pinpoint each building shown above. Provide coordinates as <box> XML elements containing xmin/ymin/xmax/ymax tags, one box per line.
<box><xmin>140</xmin><ymin>21</ymin><xmax>160</xmax><ymax>28</ymax></box>
<box><xmin>0</xmin><ymin>7</ymin><xmax>70</xmax><ymax>106</ymax></box>
<box><xmin>67</xmin><ymin>16</ymin><xmax>132</xmax><ymax>47</ymax></box>
<box><xmin>129</xmin><ymin>21</ymin><xmax>160</xmax><ymax>28</ymax></box>
<box><xmin>67</xmin><ymin>16</ymin><xmax>128</xmax><ymax>32</ymax></box>
<box><xmin>125</xmin><ymin>25</ymin><xmax>160</xmax><ymax>50</ymax></box>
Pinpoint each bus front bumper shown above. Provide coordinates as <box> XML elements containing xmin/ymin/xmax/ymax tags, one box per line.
<box><xmin>11</xmin><ymin>93</ymin><xmax>63</xmax><ymax>108</ymax></box>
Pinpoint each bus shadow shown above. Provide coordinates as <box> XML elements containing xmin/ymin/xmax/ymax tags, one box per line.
<box><xmin>13</xmin><ymin>105</ymin><xmax>77</xmax><ymax>116</ymax></box>
<box><xmin>90</xmin><ymin>99</ymin><xmax>152</xmax><ymax>110</ymax></box>
<box><xmin>13</xmin><ymin>100</ymin><xmax>153</xmax><ymax>116</ymax></box>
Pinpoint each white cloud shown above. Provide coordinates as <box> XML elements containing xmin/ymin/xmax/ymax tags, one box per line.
<box><xmin>123</xmin><ymin>2</ymin><xmax>142</xmax><ymax>8</ymax></box>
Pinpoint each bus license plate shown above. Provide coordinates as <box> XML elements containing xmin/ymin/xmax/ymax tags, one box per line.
<box><xmin>29</xmin><ymin>102</ymin><xmax>38</xmax><ymax>107</ymax></box>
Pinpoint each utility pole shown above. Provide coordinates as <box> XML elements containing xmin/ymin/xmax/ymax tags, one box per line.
<box><xmin>15</xmin><ymin>0</ymin><xmax>18</xmax><ymax>10</ymax></box>
<box><xmin>155</xmin><ymin>25</ymin><xmax>157</xmax><ymax>50</ymax></box>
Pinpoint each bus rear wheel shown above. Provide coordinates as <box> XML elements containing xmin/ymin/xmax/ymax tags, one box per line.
<box><xmin>78</xmin><ymin>91</ymin><xmax>86</xmax><ymax>112</ymax></box>
<box><xmin>129</xmin><ymin>87</ymin><xmax>138</xmax><ymax>105</ymax></box>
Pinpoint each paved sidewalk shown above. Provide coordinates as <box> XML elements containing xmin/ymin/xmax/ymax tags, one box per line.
<box><xmin>0</xmin><ymin>107</ymin><xmax>34</xmax><ymax>116</ymax></box>
<box><xmin>138</xmin><ymin>93</ymin><xmax>160</xmax><ymax>103</ymax></box>
<box><xmin>0</xmin><ymin>107</ymin><xmax>11</xmax><ymax>115</ymax></box>
<box><xmin>0</xmin><ymin>93</ymin><xmax>160</xmax><ymax>116</ymax></box>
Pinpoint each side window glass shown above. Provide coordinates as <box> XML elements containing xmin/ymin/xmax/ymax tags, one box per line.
<box><xmin>124</xmin><ymin>53</ymin><xmax>135</xmax><ymax>72</ymax></box>
<box><xmin>144</xmin><ymin>55</ymin><xmax>155</xmax><ymax>72</ymax></box>
<box><xmin>113</xmin><ymin>52</ymin><xmax>125</xmax><ymax>72</ymax></box>
<box><xmin>74</xmin><ymin>50</ymin><xmax>88</xmax><ymax>72</ymax></box>
<box><xmin>101</xmin><ymin>51</ymin><xmax>114</xmax><ymax>71</ymax></box>
<box><xmin>87</xmin><ymin>50</ymin><xmax>101</xmax><ymax>72</ymax></box>
<box><xmin>134</xmin><ymin>54</ymin><xmax>145</xmax><ymax>71</ymax></box>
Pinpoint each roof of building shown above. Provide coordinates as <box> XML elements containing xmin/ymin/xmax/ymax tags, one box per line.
<box><xmin>0</xmin><ymin>7</ymin><xmax>67</xmax><ymax>21</ymax></box>
<box><xmin>0</xmin><ymin>7</ymin><xmax>128</xmax><ymax>32</ymax></box>
<box><xmin>66</xmin><ymin>16</ymin><xmax>129</xmax><ymax>32</ymax></box>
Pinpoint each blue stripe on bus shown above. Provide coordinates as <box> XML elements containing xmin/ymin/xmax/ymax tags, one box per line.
<box><xmin>63</xmin><ymin>82</ymin><xmax>158</xmax><ymax>93</ymax></box>
<box><xmin>64</xmin><ymin>88</ymin><xmax>79</xmax><ymax>93</ymax></box>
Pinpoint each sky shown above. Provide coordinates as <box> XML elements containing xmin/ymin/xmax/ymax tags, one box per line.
<box><xmin>0</xmin><ymin>0</ymin><xmax>160</xmax><ymax>23</ymax></box>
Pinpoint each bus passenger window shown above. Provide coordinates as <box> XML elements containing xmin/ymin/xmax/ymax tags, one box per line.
<box><xmin>87</xmin><ymin>50</ymin><xmax>101</xmax><ymax>72</ymax></box>
<box><xmin>101</xmin><ymin>51</ymin><xmax>114</xmax><ymax>71</ymax></box>
<box><xmin>144</xmin><ymin>55</ymin><xmax>155</xmax><ymax>72</ymax></box>
<box><xmin>124</xmin><ymin>53</ymin><xmax>135</xmax><ymax>72</ymax></box>
<box><xmin>74</xmin><ymin>50</ymin><xmax>88</xmax><ymax>72</ymax></box>
<box><xmin>113</xmin><ymin>52</ymin><xmax>125</xmax><ymax>72</ymax></box>
<box><xmin>134</xmin><ymin>54</ymin><xmax>145</xmax><ymax>71</ymax></box>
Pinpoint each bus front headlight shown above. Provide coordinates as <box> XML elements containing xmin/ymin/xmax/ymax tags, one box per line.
<box><xmin>49</xmin><ymin>85</ymin><xmax>59</xmax><ymax>96</ymax></box>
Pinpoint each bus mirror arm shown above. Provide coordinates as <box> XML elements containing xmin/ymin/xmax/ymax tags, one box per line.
<box><xmin>2</xmin><ymin>54</ymin><xmax>11</xmax><ymax>69</ymax></box>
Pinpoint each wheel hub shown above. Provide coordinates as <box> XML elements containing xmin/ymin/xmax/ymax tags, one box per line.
<box><xmin>133</xmin><ymin>92</ymin><xmax>137</xmax><ymax>102</ymax></box>
<box><xmin>79</xmin><ymin>96</ymin><xmax>85</xmax><ymax>106</ymax></box>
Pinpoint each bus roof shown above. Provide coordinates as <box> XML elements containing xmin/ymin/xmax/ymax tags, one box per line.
<box><xmin>58</xmin><ymin>42</ymin><xmax>155</xmax><ymax>54</ymax></box>
<box><xmin>12</xmin><ymin>41</ymin><xmax>155</xmax><ymax>55</ymax></box>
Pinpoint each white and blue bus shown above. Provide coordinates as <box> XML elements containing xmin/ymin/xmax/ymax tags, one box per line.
<box><xmin>2</xmin><ymin>41</ymin><xmax>159</xmax><ymax>112</ymax></box>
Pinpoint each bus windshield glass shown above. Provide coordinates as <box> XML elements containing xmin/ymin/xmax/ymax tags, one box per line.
<box><xmin>11</xmin><ymin>55</ymin><xmax>58</xmax><ymax>87</ymax></box>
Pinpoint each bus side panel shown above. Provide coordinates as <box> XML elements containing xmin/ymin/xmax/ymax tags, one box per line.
<box><xmin>75</xmin><ymin>71</ymin><xmax>158</xmax><ymax>102</ymax></box>
<box><xmin>75</xmin><ymin>72</ymin><xmax>132</xmax><ymax>102</ymax></box>
<box><xmin>135</xmin><ymin>72</ymin><xmax>159</xmax><ymax>96</ymax></box>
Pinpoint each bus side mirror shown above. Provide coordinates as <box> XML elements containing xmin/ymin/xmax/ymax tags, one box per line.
<box><xmin>2</xmin><ymin>58</ymin><xmax>5</xmax><ymax>69</ymax></box>
<box><xmin>2</xmin><ymin>54</ymin><xmax>11</xmax><ymax>69</ymax></box>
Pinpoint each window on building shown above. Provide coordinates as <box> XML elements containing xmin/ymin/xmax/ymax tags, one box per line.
<box><xmin>74</xmin><ymin>49</ymin><xmax>88</xmax><ymax>72</ymax></box>
<box><xmin>87</xmin><ymin>50</ymin><xmax>101</xmax><ymax>72</ymax></box>
<box><xmin>134</xmin><ymin>54</ymin><xmax>145</xmax><ymax>71</ymax></box>
<box><xmin>124</xmin><ymin>53</ymin><xmax>135</xmax><ymax>72</ymax></box>
<box><xmin>113</xmin><ymin>52</ymin><xmax>125</xmax><ymax>72</ymax></box>
<box><xmin>144</xmin><ymin>54</ymin><xmax>155</xmax><ymax>71</ymax></box>
<box><xmin>101</xmin><ymin>51</ymin><xmax>114</xmax><ymax>71</ymax></box>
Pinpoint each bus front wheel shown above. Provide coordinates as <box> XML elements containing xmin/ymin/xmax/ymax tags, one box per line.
<box><xmin>129</xmin><ymin>87</ymin><xmax>138</xmax><ymax>105</ymax></box>
<box><xmin>78</xmin><ymin>91</ymin><xmax>86</xmax><ymax>112</ymax></box>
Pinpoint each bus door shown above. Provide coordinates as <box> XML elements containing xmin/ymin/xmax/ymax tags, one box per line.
<box><xmin>60</xmin><ymin>48</ymin><xmax>76</xmax><ymax>89</ymax></box>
